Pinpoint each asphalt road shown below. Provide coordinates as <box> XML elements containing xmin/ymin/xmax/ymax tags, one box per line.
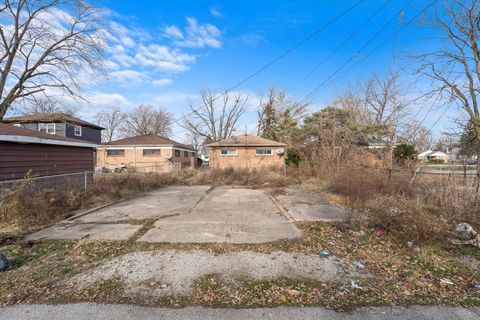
<box><xmin>1</xmin><ymin>304</ymin><xmax>480</xmax><ymax>320</ymax></box>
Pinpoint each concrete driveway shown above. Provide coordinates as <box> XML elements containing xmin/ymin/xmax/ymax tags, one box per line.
<box><xmin>27</xmin><ymin>186</ymin><xmax>302</xmax><ymax>243</ymax></box>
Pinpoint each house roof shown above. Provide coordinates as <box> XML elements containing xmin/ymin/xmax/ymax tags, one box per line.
<box><xmin>101</xmin><ymin>134</ymin><xmax>195</xmax><ymax>150</ymax></box>
<box><xmin>207</xmin><ymin>134</ymin><xmax>287</xmax><ymax>147</ymax></box>
<box><xmin>429</xmin><ymin>151</ymin><xmax>448</xmax><ymax>157</ymax></box>
<box><xmin>418</xmin><ymin>150</ymin><xmax>448</xmax><ymax>157</ymax></box>
<box><xmin>418</xmin><ymin>150</ymin><xmax>433</xmax><ymax>157</ymax></box>
<box><xmin>2</xmin><ymin>113</ymin><xmax>104</xmax><ymax>130</ymax></box>
<box><xmin>0</xmin><ymin>124</ymin><xmax>97</xmax><ymax>148</ymax></box>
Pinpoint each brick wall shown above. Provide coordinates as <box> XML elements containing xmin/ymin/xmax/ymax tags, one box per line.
<box><xmin>209</xmin><ymin>146</ymin><xmax>285</xmax><ymax>170</ymax></box>
<box><xmin>96</xmin><ymin>147</ymin><xmax>195</xmax><ymax>172</ymax></box>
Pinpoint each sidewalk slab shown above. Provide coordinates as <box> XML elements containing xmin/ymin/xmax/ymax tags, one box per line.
<box><xmin>276</xmin><ymin>188</ymin><xmax>352</xmax><ymax>221</ymax></box>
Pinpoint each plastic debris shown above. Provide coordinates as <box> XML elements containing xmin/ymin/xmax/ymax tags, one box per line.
<box><xmin>350</xmin><ymin>280</ymin><xmax>363</xmax><ymax>290</ymax></box>
<box><xmin>319</xmin><ymin>250</ymin><xmax>332</xmax><ymax>257</ymax></box>
<box><xmin>374</xmin><ymin>229</ymin><xmax>382</xmax><ymax>237</ymax></box>
<box><xmin>353</xmin><ymin>262</ymin><xmax>365</xmax><ymax>269</ymax></box>
<box><xmin>440</xmin><ymin>278</ymin><xmax>454</xmax><ymax>285</ymax></box>
<box><xmin>453</xmin><ymin>223</ymin><xmax>477</xmax><ymax>241</ymax></box>
<box><xmin>473</xmin><ymin>284</ymin><xmax>480</xmax><ymax>289</ymax></box>
<box><xmin>0</xmin><ymin>253</ymin><xmax>8</xmax><ymax>272</ymax></box>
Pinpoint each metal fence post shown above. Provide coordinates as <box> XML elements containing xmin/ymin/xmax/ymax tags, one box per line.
<box><xmin>84</xmin><ymin>171</ymin><xmax>87</xmax><ymax>191</ymax></box>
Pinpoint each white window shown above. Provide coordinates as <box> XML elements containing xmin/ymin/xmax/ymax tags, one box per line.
<box><xmin>74</xmin><ymin>125</ymin><xmax>82</xmax><ymax>136</ymax></box>
<box><xmin>220</xmin><ymin>149</ymin><xmax>237</xmax><ymax>156</ymax></box>
<box><xmin>38</xmin><ymin>123</ymin><xmax>55</xmax><ymax>134</ymax></box>
<box><xmin>256</xmin><ymin>149</ymin><xmax>272</xmax><ymax>156</ymax></box>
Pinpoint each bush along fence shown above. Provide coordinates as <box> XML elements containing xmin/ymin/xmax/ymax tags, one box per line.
<box><xmin>0</xmin><ymin>171</ymin><xmax>93</xmax><ymax>202</ymax></box>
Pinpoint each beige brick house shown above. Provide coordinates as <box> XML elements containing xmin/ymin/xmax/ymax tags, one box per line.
<box><xmin>96</xmin><ymin>134</ymin><xmax>196</xmax><ymax>172</ymax></box>
<box><xmin>207</xmin><ymin>134</ymin><xmax>287</xmax><ymax>170</ymax></box>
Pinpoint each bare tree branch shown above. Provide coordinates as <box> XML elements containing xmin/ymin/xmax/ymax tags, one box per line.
<box><xmin>180</xmin><ymin>88</ymin><xmax>248</xmax><ymax>142</ymax></box>
<box><xmin>122</xmin><ymin>104</ymin><xmax>172</xmax><ymax>138</ymax></box>
<box><xmin>0</xmin><ymin>0</ymin><xmax>106</xmax><ymax>119</ymax></box>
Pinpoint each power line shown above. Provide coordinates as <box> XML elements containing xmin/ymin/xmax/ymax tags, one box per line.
<box><xmin>173</xmin><ymin>0</ymin><xmax>365</xmax><ymax>126</ymax></box>
<box><xmin>428</xmin><ymin>104</ymin><xmax>450</xmax><ymax>132</ymax></box>
<box><xmin>301</xmin><ymin>0</ymin><xmax>435</xmax><ymax>105</ymax></box>
<box><xmin>291</xmin><ymin>0</ymin><xmax>392</xmax><ymax>92</ymax></box>
<box><xmin>224</xmin><ymin>0</ymin><xmax>365</xmax><ymax>95</ymax></box>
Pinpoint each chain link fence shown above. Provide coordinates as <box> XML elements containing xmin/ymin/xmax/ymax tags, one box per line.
<box><xmin>0</xmin><ymin>171</ymin><xmax>93</xmax><ymax>203</ymax></box>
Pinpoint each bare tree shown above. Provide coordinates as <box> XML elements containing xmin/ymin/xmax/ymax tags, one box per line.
<box><xmin>415</xmin><ymin>0</ymin><xmax>480</xmax><ymax>145</ymax></box>
<box><xmin>399</xmin><ymin>120</ymin><xmax>434</xmax><ymax>151</ymax></box>
<box><xmin>181</xmin><ymin>88</ymin><xmax>248</xmax><ymax>142</ymax></box>
<box><xmin>186</xmin><ymin>131</ymin><xmax>203</xmax><ymax>153</ymax></box>
<box><xmin>21</xmin><ymin>98</ymin><xmax>78</xmax><ymax>115</ymax></box>
<box><xmin>0</xmin><ymin>0</ymin><xmax>106</xmax><ymax>119</ymax></box>
<box><xmin>95</xmin><ymin>106</ymin><xmax>124</xmax><ymax>142</ymax></box>
<box><xmin>123</xmin><ymin>104</ymin><xmax>172</xmax><ymax>137</ymax></box>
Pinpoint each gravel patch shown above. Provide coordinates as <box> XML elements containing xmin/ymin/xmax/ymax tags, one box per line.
<box><xmin>71</xmin><ymin>249</ymin><xmax>369</xmax><ymax>297</ymax></box>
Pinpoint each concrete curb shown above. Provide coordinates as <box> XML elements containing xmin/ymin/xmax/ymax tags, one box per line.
<box><xmin>265</xmin><ymin>190</ymin><xmax>296</xmax><ymax>222</ymax></box>
<box><xmin>63</xmin><ymin>199</ymin><xmax>126</xmax><ymax>222</ymax></box>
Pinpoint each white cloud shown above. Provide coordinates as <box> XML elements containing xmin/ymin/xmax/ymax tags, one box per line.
<box><xmin>120</xmin><ymin>36</ymin><xmax>135</xmax><ymax>47</ymax></box>
<box><xmin>240</xmin><ymin>32</ymin><xmax>266</xmax><ymax>47</ymax></box>
<box><xmin>164</xmin><ymin>25</ymin><xmax>183</xmax><ymax>39</ymax></box>
<box><xmin>164</xmin><ymin>17</ymin><xmax>222</xmax><ymax>49</ymax></box>
<box><xmin>134</xmin><ymin>44</ymin><xmax>195</xmax><ymax>72</ymax></box>
<box><xmin>109</xmin><ymin>69</ymin><xmax>150</xmax><ymax>86</ymax></box>
<box><xmin>152</xmin><ymin>78</ymin><xmax>173</xmax><ymax>87</ymax></box>
<box><xmin>209</xmin><ymin>7</ymin><xmax>222</xmax><ymax>17</ymax></box>
<box><xmin>88</xmin><ymin>92</ymin><xmax>133</xmax><ymax>108</ymax></box>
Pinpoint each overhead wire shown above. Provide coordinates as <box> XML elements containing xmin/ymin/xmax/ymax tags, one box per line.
<box><xmin>301</xmin><ymin>0</ymin><xmax>436</xmax><ymax>105</ymax></box>
<box><xmin>173</xmin><ymin>0</ymin><xmax>366</xmax><ymax>125</ymax></box>
<box><xmin>290</xmin><ymin>0</ymin><xmax>392</xmax><ymax>92</ymax></box>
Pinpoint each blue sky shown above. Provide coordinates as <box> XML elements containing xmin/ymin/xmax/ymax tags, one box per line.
<box><xmin>76</xmin><ymin>0</ymin><xmax>456</xmax><ymax>141</ymax></box>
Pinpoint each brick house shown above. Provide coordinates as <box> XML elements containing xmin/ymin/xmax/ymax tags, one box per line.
<box><xmin>207</xmin><ymin>134</ymin><xmax>287</xmax><ymax>170</ymax></box>
<box><xmin>96</xmin><ymin>134</ymin><xmax>196</xmax><ymax>172</ymax></box>
<box><xmin>2</xmin><ymin>112</ymin><xmax>104</xmax><ymax>144</ymax></box>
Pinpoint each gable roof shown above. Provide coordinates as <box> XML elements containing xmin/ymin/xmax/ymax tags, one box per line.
<box><xmin>207</xmin><ymin>134</ymin><xmax>287</xmax><ymax>147</ymax></box>
<box><xmin>0</xmin><ymin>124</ymin><xmax>97</xmax><ymax>148</ymax></box>
<box><xmin>101</xmin><ymin>134</ymin><xmax>195</xmax><ymax>150</ymax></box>
<box><xmin>2</xmin><ymin>113</ymin><xmax>104</xmax><ymax>130</ymax></box>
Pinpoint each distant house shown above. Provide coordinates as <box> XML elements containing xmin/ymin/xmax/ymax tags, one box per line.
<box><xmin>207</xmin><ymin>134</ymin><xmax>287</xmax><ymax>170</ymax></box>
<box><xmin>418</xmin><ymin>150</ymin><xmax>449</xmax><ymax>163</ymax></box>
<box><xmin>2</xmin><ymin>112</ymin><xmax>104</xmax><ymax>144</ymax></box>
<box><xmin>96</xmin><ymin>134</ymin><xmax>196</xmax><ymax>172</ymax></box>
<box><xmin>0</xmin><ymin>124</ymin><xmax>97</xmax><ymax>183</ymax></box>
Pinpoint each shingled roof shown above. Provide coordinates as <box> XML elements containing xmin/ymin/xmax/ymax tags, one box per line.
<box><xmin>2</xmin><ymin>113</ymin><xmax>104</xmax><ymax>130</ymax></box>
<box><xmin>101</xmin><ymin>134</ymin><xmax>195</xmax><ymax>150</ymax></box>
<box><xmin>0</xmin><ymin>124</ymin><xmax>97</xmax><ymax>147</ymax></box>
<box><xmin>207</xmin><ymin>134</ymin><xmax>287</xmax><ymax>147</ymax></box>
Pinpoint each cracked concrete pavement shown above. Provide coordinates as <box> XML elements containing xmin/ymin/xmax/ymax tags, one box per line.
<box><xmin>27</xmin><ymin>186</ymin><xmax>305</xmax><ymax>243</ymax></box>
<box><xmin>70</xmin><ymin>249</ymin><xmax>368</xmax><ymax>296</ymax></box>
<box><xmin>26</xmin><ymin>185</ymin><xmax>353</xmax><ymax>243</ymax></box>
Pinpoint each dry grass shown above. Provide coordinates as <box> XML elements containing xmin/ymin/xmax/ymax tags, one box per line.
<box><xmin>319</xmin><ymin>164</ymin><xmax>480</xmax><ymax>242</ymax></box>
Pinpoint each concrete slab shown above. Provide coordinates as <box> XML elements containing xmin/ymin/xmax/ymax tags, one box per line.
<box><xmin>25</xmin><ymin>223</ymin><xmax>142</xmax><ymax>241</ymax></box>
<box><xmin>276</xmin><ymin>188</ymin><xmax>352</xmax><ymax>222</ymax></box>
<box><xmin>76</xmin><ymin>186</ymin><xmax>210</xmax><ymax>223</ymax></box>
<box><xmin>139</xmin><ymin>187</ymin><xmax>302</xmax><ymax>243</ymax></box>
